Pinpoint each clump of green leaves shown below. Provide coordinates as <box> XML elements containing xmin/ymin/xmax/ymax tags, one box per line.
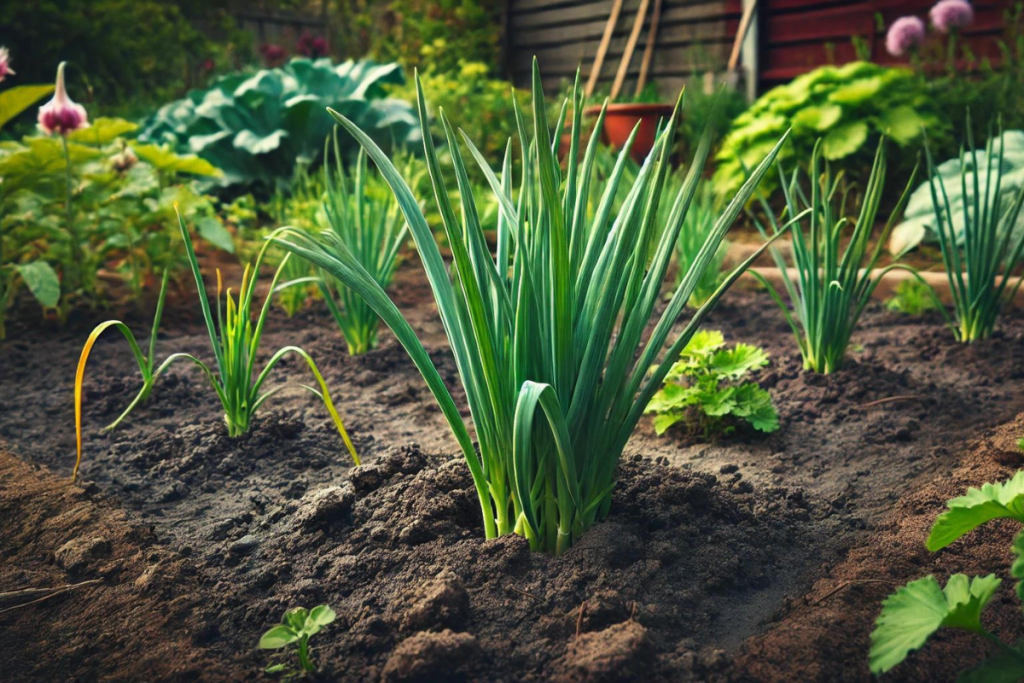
<box><xmin>138</xmin><ymin>58</ymin><xmax>420</xmax><ymax>193</ymax></box>
<box><xmin>277</xmin><ymin>61</ymin><xmax>787</xmax><ymax>554</ymax></box>
<box><xmin>751</xmin><ymin>139</ymin><xmax>920</xmax><ymax>373</ymax></box>
<box><xmin>389</xmin><ymin>61</ymin><xmax>528</xmax><ymax>184</ymax></box>
<box><xmin>714</xmin><ymin>61</ymin><xmax>941</xmax><ymax>196</ymax></box>
<box><xmin>922</xmin><ymin>125</ymin><xmax>1024</xmax><ymax>342</ymax></box>
<box><xmin>645</xmin><ymin>330</ymin><xmax>778</xmax><ymax>438</ymax></box>
<box><xmin>260</xmin><ymin>605</ymin><xmax>336</xmax><ymax>676</ymax></box>
<box><xmin>73</xmin><ymin>214</ymin><xmax>358</xmax><ymax>481</ymax></box>
<box><xmin>870</xmin><ymin>471</ymin><xmax>1024</xmax><ymax>679</ymax></box>
<box><xmin>885</xmin><ymin>279</ymin><xmax>940</xmax><ymax>315</ymax></box>
<box><xmin>0</xmin><ymin>116</ymin><xmax>231</xmax><ymax>332</ymax></box>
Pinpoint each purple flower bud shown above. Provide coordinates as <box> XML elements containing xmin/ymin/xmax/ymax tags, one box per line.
<box><xmin>38</xmin><ymin>62</ymin><xmax>88</xmax><ymax>136</ymax></box>
<box><xmin>930</xmin><ymin>0</ymin><xmax>974</xmax><ymax>33</ymax></box>
<box><xmin>0</xmin><ymin>47</ymin><xmax>15</xmax><ymax>83</ymax></box>
<box><xmin>886</xmin><ymin>16</ymin><xmax>927</xmax><ymax>56</ymax></box>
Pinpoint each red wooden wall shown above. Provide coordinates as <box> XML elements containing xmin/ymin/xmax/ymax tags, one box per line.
<box><xmin>758</xmin><ymin>0</ymin><xmax>1016</xmax><ymax>85</ymax></box>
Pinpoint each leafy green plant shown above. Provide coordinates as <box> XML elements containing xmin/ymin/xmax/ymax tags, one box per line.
<box><xmin>72</xmin><ymin>213</ymin><xmax>358</xmax><ymax>482</ymax></box>
<box><xmin>367</xmin><ymin>0</ymin><xmax>500</xmax><ymax>74</ymax></box>
<box><xmin>644</xmin><ymin>330</ymin><xmax>777</xmax><ymax>438</ymax></box>
<box><xmin>0</xmin><ymin>117</ymin><xmax>231</xmax><ymax>324</ymax></box>
<box><xmin>260</xmin><ymin>605</ymin><xmax>336</xmax><ymax>676</ymax></box>
<box><xmin>890</xmin><ymin>130</ymin><xmax>1024</xmax><ymax>255</ymax></box>
<box><xmin>276</xmin><ymin>62</ymin><xmax>788</xmax><ymax>554</ymax></box>
<box><xmin>0</xmin><ymin>84</ymin><xmax>53</xmax><ymax>130</ymax></box>
<box><xmin>389</xmin><ymin>61</ymin><xmax>527</xmax><ymax>183</ymax></box>
<box><xmin>317</xmin><ymin>136</ymin><xmax>408</xmax><ymax>355</ymax></box>
<box><xmin>1</xmin><ymin>0</ymin><xmax>232</xmax><ymax>111</ymax></box>
<box><xmin>922</xmin><ymin>126</ymin><xmax>1024</xmax><ymax>342</ymax></box>
<box><xmin>870</xmin><ymin>471</ymin><xmax>1024</xmax><ymax>679</ymax></box>
<box><xmin>750</xmin><ymin>139</ymin><xmax>921</xmax><ymax>373</ymax></box>
<box><xmin>714</xmin><ymin>61</ymin><xmax>941</xmax><ymax>196</ymax></box>
<box><xmin>886</xmin><ymin>278</ymin><xmax>940</xmax><ymax>315</ymax></box>
<box><xmin>138</xmin><ymin>58</ymin><xmax>420</xmax><ymax>193</ymax></box>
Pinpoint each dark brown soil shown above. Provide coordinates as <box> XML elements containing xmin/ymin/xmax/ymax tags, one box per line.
<box><xmin>2</xmin><ymin>257</ymin><xmax>1024</xmax><ymax>681</ymax></box>
<box><xmin>730</xmin><ymin>414</ymin><xmax>1024</xmax><ymax>683</ymax></box>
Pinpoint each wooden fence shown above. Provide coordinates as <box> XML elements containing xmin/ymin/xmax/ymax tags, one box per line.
<box><xmin>232</xmin><ymin>7</ymin><xmax>329</xmax><ymax>50</ymax></box>
<box><xmin>505</xmin><ymin>0</ymin><xmax>744</xmax><ymax>95</ymax></box>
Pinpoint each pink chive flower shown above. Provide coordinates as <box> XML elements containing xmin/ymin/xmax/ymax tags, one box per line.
<box><xmin>0</xmin><ymin>47</ymin><xmax>14</xmax><ymax>82</ymax></box>
<box><xmin>886</xmin><ymin>16</ymin><xmax>927</xmax><ymax>56</ymax></box>
<box><xmin>38</xmin><ymin>62</ymin><xmax>88</xmax><ymax>136</ymax></box>
<box><xmin>930</xmin><ymin>0</ymin><xmax>974</xmax><ymax>32</ymax></box>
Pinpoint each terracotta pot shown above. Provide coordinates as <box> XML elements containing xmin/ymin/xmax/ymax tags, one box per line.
<box><xmin>585</xmin><ymin>103</ymin><xmax>675</xmax><ymax>163</ymax></box>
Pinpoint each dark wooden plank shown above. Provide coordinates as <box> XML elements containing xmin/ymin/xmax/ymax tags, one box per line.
<box><xmin>513</xmin><ymin>17</ymin><xmax>728</xmax><ymax>50</ymax></box>
<box><xmin>511</xmin><ymin>0</ymin><xmax>732</xmax><ymax>30</ymax></box>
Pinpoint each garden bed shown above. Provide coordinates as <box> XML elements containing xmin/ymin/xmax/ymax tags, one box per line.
<box><xmin>2</xmin><ymin>259</ymin><xmax>1024</xmax><ymax>681</ymax></box>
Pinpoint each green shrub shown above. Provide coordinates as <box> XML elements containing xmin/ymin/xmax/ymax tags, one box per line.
<box><xmin>0</xmin><ymin>1</ymin><xmax>233</xmax><ymax>114</ymax></box>
<box><xmin>138</xmin><ymin>58</ymin><xmax>420</xmax><ymax>193</ymax></box>
<box><xmin>870</xmin><ymin>472</ymin><xmax>1024</xmax><ymax>679</ymax></box>
<box><xmin>389</xmin><ymin>61</ymin><xmax>528</xmax><ymax>180</ymax></box>
<box><xmin>367</xmin><ymin>0</ymin><xmax>500</xmax><ymax>74</ymax></box>
<box><xmin>645</xmin><ymin>330</ymin><xmax>778</xmax><ymax>438</ymax></box>
<box><xmin>714</xmin><ymin>62</ymin><xmax>942</xmax><ymax>196</ymax></box>
<box><xmin>0</xmin><ymin>117</ymin><xmax>231</xmax><ymax>333</ymax></box>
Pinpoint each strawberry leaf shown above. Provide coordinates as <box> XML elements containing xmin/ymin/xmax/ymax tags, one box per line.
<box><xmin>870</xmin><ymin>574</ymin><xmax>1001</xmax><ymax>674</ymax></box>
<box><xmin>927</xmin><ymin>471</ymin><xmax>1024</xmax><ymax>551</ymax></box>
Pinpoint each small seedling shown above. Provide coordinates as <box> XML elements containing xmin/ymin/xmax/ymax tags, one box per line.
<box><xmin>73</xmin><ymin>211</ymin><xmax>358</xmax><ymax>482</ymax></box>
<box><xmin>260</xmin><ymin>605</ymin><xmax>336</xmax><ymax>676</ymax></box>
<box><xmin>885</xmin><ymin>278</ymin><xmax>940</xmax><ymax>315</ymax></box>
<box><xmin>751</xmin><ymin>139</ymin><xmax>922</xmax><ymax>373</ymax></box>
<box><xmin>644</xmin><ymin>330</ymin><xmax>778</xmax><ymax>438</ymax></box>
<box><xmin>870</xmin><ymin>471</ymin><xmax>1024</xmax><ymax>679</ymax></box>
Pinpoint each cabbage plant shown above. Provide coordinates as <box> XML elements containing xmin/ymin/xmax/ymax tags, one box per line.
<box><xmin>890</xmin><ymin>130</ymin><xmax>1024</xmax><ymax>255</ymax></box>
<box><xmin>276</xmin><ymin>63</ymin><xmax>788</xmax><ymax>555</ymax></box>
<box><xmin>138</xmin><ymin>58</ymin><xmax>420</xmax><ymax>192</ymax></box>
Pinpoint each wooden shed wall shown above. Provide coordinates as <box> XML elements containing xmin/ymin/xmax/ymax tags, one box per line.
<box><xmin>759</xmin><ymin>0</ymin><xmax>1015</xmax><ymax>86</ymax></box>
<box><xmin>506</xmin><ymin>0</ymin><xmax>742</xmax><ymax>95</ymax></box>
<box><xmin>506</xmin><ymin>0</ymin><xmax>1016</xmax><ymax>95</ymax></box>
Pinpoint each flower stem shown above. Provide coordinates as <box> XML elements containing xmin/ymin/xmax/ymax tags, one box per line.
<box><xmin>62</xmin><ymin>135</ymin><xmax>83</xmax><ymax>294</ymax></box>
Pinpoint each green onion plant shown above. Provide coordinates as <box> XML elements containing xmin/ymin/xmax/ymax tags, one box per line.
<box><xmin>925</xmin><ymin>125</ymin><xmax>1024</xmax><ymax>342</ymax></box>
<box><xmin>74</xmin><ymin>211</ymin><xmax>358</xmax><ymax>481</ymax></box>
<box><xmin>276</xmin><ymin>61</ymin><xmax>788</xmax><ymax>554</ymax></box>
<box><xmin>317</xmin><ymin>132</ymin><xmax>408</xmax><ymax>355</ymax></box>
<box><xmin>750</xmin><ymin>139</ymin><xmax>920</xmax><ymax>374</ymax></box>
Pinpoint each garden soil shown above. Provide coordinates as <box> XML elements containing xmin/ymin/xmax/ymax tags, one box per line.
<box><xmin>2</xmin><ymin>258</ymin><xmax>1024</xmax><ymax>682</ymax></box>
